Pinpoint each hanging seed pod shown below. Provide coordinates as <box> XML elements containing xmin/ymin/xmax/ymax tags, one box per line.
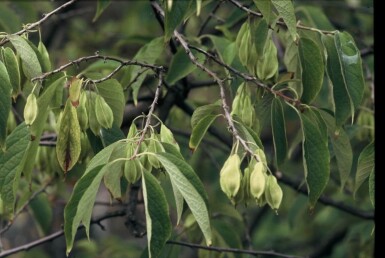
<box><xmin>265</xmin><ymin>175</ymin><xmax>283</xmax><ymax>211</ymax></box>
<box><xmin>88</xmin><ymin>92</ymin><xmax>101</xmax><ymax>135</ymax></box>
<box><xmin>249</xmin><ymin>162</ymin><xmax>266</xmax><ymax>200</ymax></box>
<box><xmin>256</xmin><ymin>39</ymin><xmax>278</xmax><ymax>81</ymax></box>
<box><xmin>24</xmin><ymin>93</ymin><xmax>38</xmax><ymax>126</ymax></box>
<box><xmin>147</xmin><ymin>134</ymin><xmax>163</xmax><ymax>169</ymax></box>
<box><xmin>68</xmin><ymin>77</ymin><xmax>83</xmax><ymax>107</ymax></box>
<box><xmin>220</xmin><ymin>154</ymin><xmax>242</xmax><ymax>200</ymax></box>
<box><xmin>124</xmin><ymin>158</ymin><xmax>142</xmax><ymax>184</ymax></box>
<box><xmin>77</xmin><ymin>91</ymin><xmax>88</xmax><ymax>131</ymax></box>
<box><xmin>95</xmin><ymin>95</ymin><xmax>114</xmax><ymax>129</ymax></box>
<box><xmin>160</xmin><ymin>123</ymin><xmax>179</xmax><ymax>150</ymax></box>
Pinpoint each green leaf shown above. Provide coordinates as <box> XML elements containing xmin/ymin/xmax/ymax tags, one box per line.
<box><xmin>29</xmin><ymin>193</ymin><xmax>53</xmax><ymax>235</ymax></box>
<box><xmin>298</xmin><ymin>37</ymin><xmax>324</xmax><ymax>104</ymax></box>
<box><xmin>295</xmin><ymin>6</ymin><xmax>335</xmax><ymax>30</ymax></box>
<box><xmin>164</xmin><ymin>0</ymin><xmax>193</xmax><ymax>41</ymax></box>
<box><xmin>96</xmin><ymin>79</ymin><xmax>125</xmax><ymax>127</ymax></box>
<box><xmin>202</xmin><ymin>35</ymin><xmax>235</xmax><ymax>64</ymax></box>
<box><xmin>0</xmin><ymin>123</ymin><xmax>30</xmax><ymax>214</ymax></box>
<box><xmin>22</xmin><ymin>76</ymin><xmax>66</xmax><ymax>181</ymax></box>
<box><xmin>122</xmin><ymin>37</ymin><xmax>163</xmax><ymax>105</ymax></box>
<box><xmin>56</xmin><ymin>99</ymin><xmax>82</xmax><ymax>173</ymax></box>
<box><xmin>170</xmin><ymin>177</ymin><xmax>184</xmax><ymax>225</ymax></box>
<box><xmin>93</xmin><ymin>0</ymin><xmax>111</xmax><ymax>22</ymax></box>
<box><xmin>369</xmin><ymin>169</ymin><xmax>374</xmax><ymax>207</ymax></box>
<box><xmin>254</xmin><ymin>0</ymin><xmax>273</xmax><ymax>23</ymax></box>
<box><xmin>0</xmin><ymin>4</ymin><xmax>21</xmax><ymax>33</ymax></box>
<box><xmin>155</xmin><ymin>152</ymin><xmax>212</xmax><ymax>245</ymax></box>
<box><xmin>100</xmin><ymin>123</ymin><xmax>125</xmax><ymax>147</ymax></box>
<box><xmin>8</xmin><ymin>35</ymin><xmax>42</xmax><ymax>79</ymax></box>
<box><xmin>191</xmin><ymin>101</ymin><xmax>221</xmax><ymax>128</ymax></box>
<box><xmin>271</xmin><ymin>0</ymin><xmax>297</xmax><ymax>41</ymax></box>
<box><xmin>103</xmin><ymin>160</ymin><xmax>124</xmax><ymax>199</ymax></box>
<box><xmin>1</xmin><ymin>47</ymin><xmax>20</xmax><ymax>99</ymax></box>
<box><xmin>319</xmin><ymin>110</ymin><xmax>352</xmax><ymax>189</ymax></box>
<box><xmin>37</xmin><ymin>41</ymin><xmax>51</xmax><ymax>72</ymax></box>
<box><xmin>64</xmin><ymin>165</ymin><xmax>104</xmax><ymax>255</ymax></box>
<box><xmin>165</xmin><ymin>47</ymin><xmax>206</xmax><ymax>85</ymax></box>
<box><xmin>354</xmin><ymin>142</ymin><xmax>374</xmax><ymax>196</ymax></box>
<box><xmin>233</xmin><ymin>117</ymin><xmax>264</xmax><ymax>150</ymax></box>
<box><xmin>322</xmin><ymin>32</ymin><xmax>365</xmax><ymax>126</ymax></box>
<box><xmin>189</xmin><ymin>114</ymin><xmax>221</xmax><ymax>151</ymax></box>
<box><xmin>142</xmin><ymin>171</ymin><xmax>172</xmax><ymax>258</ymax></box>
<box><xmin>250</xmin><ymin>17</ymin><xmax>269</xmax><ymax>57</ymax></box>
<box><xmin>271</xmin><ymin>98</ymin><xmax>287</xmax><ymax>167</ymax></box>
<box><xmin>292</xmin><ymin>106</ymin><xmax>329</xmax><ymax>208</ymax></box>
<box><xmin>0</xmin><ymin>61</ymin><xmax>12</xmax><ymax>149</ymax></box>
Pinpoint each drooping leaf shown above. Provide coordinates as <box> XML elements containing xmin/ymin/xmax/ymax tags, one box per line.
<box><xmin>56</xmin><ymin>99</ymin><xmax>82</xmax><ymax>173</ymax></box>
<box><xmin>142</xmin><ymin>171</ymin><xmax>172</xmax><ymax>258</ymax></box>
<box><xmin>93</xmin><ymin>0</ymin><xmax>111</xmax><ymax>22</ymax></box>
<box><xmin>37</xmin><ymin>40</ymin><xmax>51</xmax><ymax>72</ymax></box>
<box><xmin>64</xmin><ymin>165</ymin><xmax>104</xmax><ymax>255</ymax></box>
<box><xmin>8</xmin><ymin>35</ymin><xmax>42</xmax><ymax>79</ymax></box>
<box><xmin>155</xmin><ymin>152</ymin><xmax>212</xmax><ymax>246</ymax></box>
<box><xmin>121</xmin><ymin>37</ymin><xmax>163</xmax><ymax>105</ymax></box>
<box><xmin>295</xmin><ymin>6</ymin><xmax>335</xmax><ymax>30</ymax></box>
<box><xmin>189</xmin><ymin>114</ymin><xmax>221</xmax><ymax>151</ymax></box>
<box><xmin>202</xmin><ymin>35</ymin><xmax>235</xmax><ymax>64</ymax></box>
<box><xmin>170</xmin><ymin>177</ymin><xmax>184</xmax><ymax>225</ymax></box>
<box><xmin>164</xmin><ymin>0</ymin><xmax>193</xmax><ymax>41</ymax></box>
<box><xmin>271</xmin><ymin>98</ymin><xmax>287</xmax><ymax>167</ymax></box>
<box><xmin>1</xmin><ymin>47</ymin><xmax>20</xmax><ymax>99</ymax></box>
<box><xmin>0</xmin><ymin>123</ymin><xmax>30</xmax><ymax>214</ymax></box>
<box><xmin>292</xmin><ymin>106</ymin><xmax>329</xmax><ymax>208</ymax></box>
<box><xmin>271</xmin><ymin>0</ymin><xmax>297</xmax><ymax>41</ymax></box>
<box><xmin>191</xmin><ymin>101</ymin><xmax>221</xmax><ymax>128</ymax></box>
<box><xmin>250</xmin><ymin>17</ymin><xmax>269</xmax><ymax>57</ymax></box>
<box><xmin>299</xmin><ymin>37</ymin><xmax>324</xmax><ymax>104</ymax></box>
<box><xmin>354</xmin><ymin>142</ymin><xmax>374</xmax><ymax>196</ymax></box>
<box><xmin>254</xmin><ymin>0</ymin><xmax>273</xmax><ymax>23</ymax></box>
<box><xmin>165</xmin><ymin>47</ymin><xmax>206</xmax><ymax>85</ymax></box>
<box><xmin>100</xmin><ymin>123</ymin><xmax>125</xmax><ymax>147</ymax></box>
<box><xmin>103</xmin><ymin>160</ymin><xmax>124</xmax><ymax>200</ymax></box>
<box><xmin>0</xmin><ymin>61</ymin><xmax>12</xmax><ymax>149</ymax></box>
<box><xmin>319</xmin><ymin>110</ymin><xmax>352</xmax><ymax>189</ymax></box>
<box><xmin>322</xmin><ymin>32</ymin><xmax>365</xmax><ymax>126</ymax></box>
<box><xmin>96</xmin><ymin>79</ymin><xmax>125</xmax><ymax>127</ymax></box>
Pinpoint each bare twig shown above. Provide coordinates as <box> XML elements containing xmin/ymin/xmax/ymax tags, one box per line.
<box><xmin>31</xmin><ymin>53</ymin><xmax>164</xmax><ymax>83</ymax></box>
<box><xmin>276</xmin><ymin>173</ymin><xmax>374</xmax><ymax>220</ymax></box>
<box><xmin>0</xmin><ymin>210</ymin><xmax>126</xmax><ymax>258</ymax></box>
<box><xmin>227</xmin><ymin>0</ymin><xmax>336</xmax><ymax>35</ymax></box>
<box><xmin>0</xmin><ymin>0</ymin><xmax>78</xmax><ymax>46</ymax></box>
<box><xmin>0</xmin><ymin>178</ymin><xmax>54</xmax><ymax>236</ymax></box>
<box><xmin>133</xmin><ymin>72</ymin><xmax>164</xmax><ymax>155</ymax></box>
<box><xmin>166</xmin><ymin>240</ymin><xmax>306</xmax><ymax>258</ymax></box>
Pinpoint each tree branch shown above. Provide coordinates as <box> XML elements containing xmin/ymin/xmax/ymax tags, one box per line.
<box><xmin>0</xmin><ymin>0</ymin><xmax>79</xmax><ymax>46</ymax></box>
<box><xmin>166</xmin><ymin>240</ymin><xmax>306</xmax><ymax>258</ymax></box>
<box><xmin>227</xmin><ymin>0</ymin><xmax>336</xmax><ymax>35</ymax></box>
<box><xmin>276</xmin><ymin>173</ymin><xmax>374</xmax><ymax>220</ymax></box>
<box><xmin>0</xmin><ymin>210</ymin><xmax>126</xmax><ymax>258</ymax></box>
<box><xmin>197</xmin><ymin>0</ymin><xmax>225</xmax><ymax>36</ymax></box>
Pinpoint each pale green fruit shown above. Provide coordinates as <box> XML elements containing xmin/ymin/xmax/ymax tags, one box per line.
<box><xmin>220</xmin><ymin>154</ymin><xmax>242</xmax><ymax>200</ymax></box>
<box><xmin>265</xmin><ymin>175</ymin><xmax>283</xmax><ymax>211</ymax></box>
<box><xmin>24</xmin><ymin>93</ymin><xmax>38</xmax><ymax>126</ymax></box>
<box><xmin>95</xmin><ymin>95</ymin><xmax>114</xmax><ymax>129</ymax></box>
<box><xmin>249</xmin><ymin>162</ymin><xmax>266</xmax><ymax>200</ymax></box>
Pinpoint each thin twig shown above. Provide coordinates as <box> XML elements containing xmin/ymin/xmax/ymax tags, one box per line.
<box><xmin>0</xmin><ymin>177</ymin><xmax>54</xmax><ymax>236</ymax></box>
<box><xmin>133</xmin><ymin>72</ymin><xmax>164</xmax><ymax>156</ymax></box>
<box><xmin>227</xmin><ymin>0</ymin><xmax>336</xmax><ymax>35</ymax></box>
<box><xmin>0</xmin><ymin>0</ymin><xmax>78</xmax><ymax>46</ymax></box>
<box><xmin>0</xmin><ymin>210</ymin><xmax>126</xmax><ymax>258</ymax></box>
<box><xmin>197</xmin><ymin>0</ymin><xmax>224</xmax><ymax>36</ymax></box>
<box><xmin>276</xmin><ymin>173</ymin><xmax>374</xmax><ymax>220</ymax></box>
<box><xmin>31</xmin><ymin>54</ymin><xmax>164</xmax><ymax>83</ymax></box>
<box><xmin>166</xmin><ymin>240</ymin><xmax>306</xmax><ymax>258</ymax></box>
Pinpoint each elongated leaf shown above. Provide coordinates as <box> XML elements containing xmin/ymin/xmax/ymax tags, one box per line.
<box><xmin>299</xmin><ymin>37</ymin><xmax>324</xmax><ymax>104</ymax></box>
<box><xmin>295</xmin><ymin>6</ymin><xmax>335</xmax><ymax>30</ymax></box>
<box><xmin>64</xmin><ymin>165</ymin><xmax>104</xmax><ymax>255</ymax></box>
<box><xmin>202</xmin><ymin>35</ymin><xmax>235</xmax><ymax>64</ymax></box>
<box><xmin>233</xmin><ymin>117</ymin><xmax>263</xmax><ymax>150</ymax></box>
<box><xmin>37</xmin><ymin>41</ymin><xmax>51</xmax><ymax>72</ymax></box>
<box><xmin>369</xmin><ymin>169</ymin><xmax>374</xmax><ymax>207</ymax></box>
<box><xmin>103</xmin><ymin>160</ymin><xmax>124</xmax><ymax>199</ymax></box>
<box><xmin>166</xmin><ymin>47</ymin><xmax>206</xmax><ymax>85</ymax></box>
<box><xmin>189</xmin><ymin>114</ymin><xmax>221</xmax><ymax>151</ymax></box>
<box><xmin>155</xmin><ymin>152</ymin><xmax>212</xmax><ymax>245</ymax></box>
<box><xmin>29</xmin><ymin>193</ymin><xmax>53</xmax><ymax>235</ymax></box>
<box><xmin>56</xmin><ymin>99</ymin><xmax>81</xmax><ymax>173</ymax></box>
<box><xmin>93</xmin><ymin>0</ymin><xmax>111</xmax><ymax>21</ymax></box>
<box><xmin>354</xmin><ymin>142</ymin><xmax>374</xmax><ymax>196</ymax></box>
<box><xmin>8</xmin><ymin>35</ymin><xmax>42</xmax><ymax>79</ymax></box>
<box><xmin>170</xmin><ymin>178</ymin><xmax>184</xmax><ymax>225</ymax></box>
<box><xmin>122</xmin><ymin>37</ymin><xmax>163</xmax><ymax>105</ymax></box>
<box><xmin>142</xmin><ymin>171</ymin><xmax>172</xmax><ymax>258</ymax></box>
<box><xmin>0</xmin><ymin>61</ymin><xmax>11</xmax><ymax>148</ymax></box>
<box><xmin>322</xmin><ymin>32</ymin><xmax>365</xmax><ymax>126</ymax></box>
<box><xmin>1</xmin><ymin>47</ymin><xmax>20</xmax><ymax>98</ymax></box>
<box><xmin>0</xmin><ymin>4</ymin><xmax>21</xmax><ymax>33</ymax></box>
<box><xmin>100</xmin><ymin>123</ymin><xmax>125</xmax><ymax>147</ymax></box>
<box><xmin>271</xmin><ymin>0</ymin><xmax>297</xmax><ymax>41</ymax></box>
<box><xmin>271</xmin><ymin>98</ymin><xmax>287</xmax><ymax>167</ymax></box>
<box><xmin>165</xmin><ymin>0</ymin><xmax>193</xmax><ymax>41</ymax></box>
<box><xmin>96</xmin><ymin>79</ymin><xmax>125</xmax><ymax>126</ymax></box>
<box><xmin>191</xmin><ymin>102</ymin><xmax>221</xmax><ymax>128</ymax></box>
<box><xmin>250</xmin><ymin>17</ymin><xmax>269</xmax><ymax>57</ymax></box>
<box><xmin>254</xmin><ymin>0</ymin><xmax>272</xmax><ymax>23</ymax></box>
<box><xmin>0</xmin><ymin>123</ymin><xmax>30</xmax><ymax>214</ymax></box>
<box><xmin>319</xmin><ymin>110</ymin><xmax>352</xmax><ymax>188</ymax></box>
<box><xmin>292</xmin><ymin>106</ymin><xmax>329</xmax><ymax>208</ymax></box>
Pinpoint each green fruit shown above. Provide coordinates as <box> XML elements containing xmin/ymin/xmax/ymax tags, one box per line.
<box><xmin>249</xmin><ymin>162</ymin><xmax>266</xmax><ymax>200</ymax></box>
<box><xmin>77</xmin><ymin>91</ymin><xmax>88</xmax><ymax>131</ymax></box>
<box><xmin>95</xmin><ymin>95</ymin><xmax>114</xmax><ymax>129</ymax></box>
<box><xmin>24</xmin><ymin>93</ymin><xmax>38</xmax><ymax>126</ymax></box>
<box><xmin>220</xmin><ymin>154</ymin><xmax>242</xmax><ymax>200</ymax></box>
<box><xmin>265</xmin><ymin>175</ymin><xmax>283</xmax><ymax>211</ymax></box>
<box><xmin>69</xmin><ymin>77</ymin><xmax>83</xmax><ymax>107</ymax></box>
